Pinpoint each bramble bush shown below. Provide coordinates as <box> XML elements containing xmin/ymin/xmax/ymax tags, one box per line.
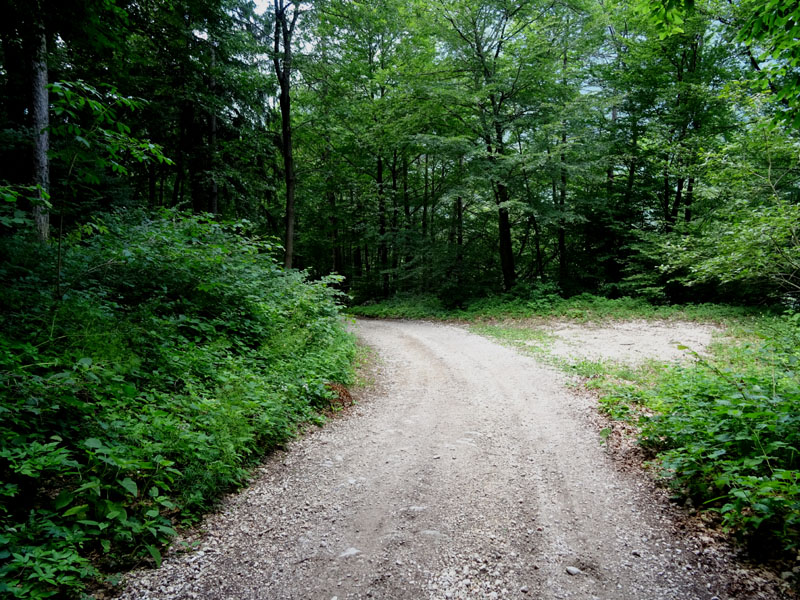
<box><xmin>0</xmin><ymin>210</ymin><xmax>355</xmax><ymax>598</ymax></box>
<box><xmin>593</xmin><ymin>314</ymin><xmax>800</xmax><ymax>554</ymax></box>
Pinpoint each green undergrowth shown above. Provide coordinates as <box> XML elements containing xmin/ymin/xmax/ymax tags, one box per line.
<box><xmin>0</xmin><ymin>210</ymin><xmax>356</xmax><ymax>598</ymax></box>
<box><xmin>350</xmin><ymin>292</ymin><xmax>766</xmax><ymax>323</ymax></box>
<box><xmin>634</xmin><ymin>318</ymin><xmax>799</xmax><ymax>556</ymax></box>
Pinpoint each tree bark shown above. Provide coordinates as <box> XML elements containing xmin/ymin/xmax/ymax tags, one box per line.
<box><xmin>558</xmin><ymin>130</ymin><xmax>567</xmax><ymax>289</ymax></box>
<box><xmin>377</xmin><ymin>155</ymin><xmax>389</xmax><ymax>296</ymax></box>
<box><xmin>31</xmin><ymin>22</ymin><xmax>49</xmax><ymax>241</ymax></box>
<box><xmin>273</xmin><ymin>0</ymin><xmax>300</xmax><ymax>268</ymax></box>
<box><xmin>496</xmin><ymin>183</ymin><xmax>516</xmax><ymax>291</ymax></box>
<box><xmin>209</xmin><ymin>45</ymin><xmax>219</xmax><ymax>215</ymax></box>
<box><xmin>684</xmin><ymin>176</ymin><xmax>694</xmax><ymax>223</ymax></box>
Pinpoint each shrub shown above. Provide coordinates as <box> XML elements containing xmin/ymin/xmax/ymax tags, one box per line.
<box><xmin>0</xmin><ymin>210</ymin><xmax>355</xmax><ymax>598</ymax></box>
<box><xmin>630</xmin><ymin>315</ymin><xmax>799</xmax><ymax>553</ymax></box>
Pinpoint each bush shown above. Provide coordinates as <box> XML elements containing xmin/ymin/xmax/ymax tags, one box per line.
<box><xmin>606</xmin><ymin>314</ymin><xmax>800</xmax><ymax>554</ymax></box>
<box><xmin>0</xmin><ymin>210</ymin><xmax>355</xmax><ymax>598</ymax></box>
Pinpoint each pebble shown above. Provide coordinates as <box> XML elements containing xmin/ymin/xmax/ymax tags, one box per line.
<box><xmin>566</xmin><ymin>566</ymin><xmax>582</xmax><ymax>576</ymax></box>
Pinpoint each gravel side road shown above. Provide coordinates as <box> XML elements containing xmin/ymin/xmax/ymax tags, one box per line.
<box><xmin>116</xmin><ymin>319</ymin><xmax>785</xmax><ymax>600</ymax></box>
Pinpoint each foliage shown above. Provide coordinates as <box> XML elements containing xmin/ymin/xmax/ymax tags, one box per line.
<box><xmin>659</xmin><ymin>96</ymin><xmax>800</xmax><ymax>298</ymax></box>
<box><xmin>350</xmin><ymin>292</ymin><xmax>764</xmax><ymax>323</ymax></box>
<box><xmin>0</xmin><ymin>210</ymin><xmax>355</xmax><ymax>598</ymax></box>
<box><xmin>590</xmin><ymin>314</ymin><xmax>800</xmax><ymax>553</ymax></box>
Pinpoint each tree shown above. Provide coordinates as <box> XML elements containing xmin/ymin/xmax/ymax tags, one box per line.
<box><xmin>273</xmin><ymin>0</ymin><xmax>301</xmax><ymax>268</ymax></box>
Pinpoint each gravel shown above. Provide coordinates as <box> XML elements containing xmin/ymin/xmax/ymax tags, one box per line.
<box><xmin>113</xmin><ymin>319</ymin><xmax>789</xmax><ymax>600</ymax></box>
<box><xmin>545</xmin><ymin>319</ymin><xmax>721</xmax><ymax>364</ymax></box>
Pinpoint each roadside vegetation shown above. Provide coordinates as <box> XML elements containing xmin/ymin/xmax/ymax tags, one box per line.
<box><xmin>582</xmin><ymin>314</ymin><xmax>800</xmax><ymax>558</ymax></box>
<box><xmin>349</xmin><ymin>291</ymin><xmax>765</xmax><ymax>323</ymax></box>
<box><xmin>0</xmin><ymin>211</ymin><xmax>355</xmax><ymax>599</ymax></box>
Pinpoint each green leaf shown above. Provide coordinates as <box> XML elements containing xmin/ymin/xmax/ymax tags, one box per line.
<box><xmin>54</xmin><ymin>490</ymin><xmax>74</xmax><ymax>510</ymax></box>
<box><xmin>62</xmin><ymin>504</ymin><xmax>88</xmax><ymax>517</ymax></box>
<box><xmin>119</xmin><ymin>477</ymin><xmax>138</xmax><ymax>497</ymax></box>
<box><xmin>145</xmin><ymin>544</ymin><xmax>162</xmax><ymax>567</ymax></box>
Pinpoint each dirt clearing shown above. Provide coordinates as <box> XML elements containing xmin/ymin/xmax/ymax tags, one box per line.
<box><xmin>115</xmin><ymin>319</ymin><xmax>786</xmax><ymax>600</ymax></box>
<box><xmin>536</xmin><ymin>320</ymin><xmax>721</xmax><ymax>365</ymax></box>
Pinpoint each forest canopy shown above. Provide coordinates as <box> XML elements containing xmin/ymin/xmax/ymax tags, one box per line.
<box><xmin>1</xmin><ymin>0</ymin><xmax>798</xmax><ymax>306</ymax></box>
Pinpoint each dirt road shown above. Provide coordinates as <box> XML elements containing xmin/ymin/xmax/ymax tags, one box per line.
<box><xmin>117</xmin><ymin>319</ymin><xmax>783</xmax><ymax>600</ymax></box>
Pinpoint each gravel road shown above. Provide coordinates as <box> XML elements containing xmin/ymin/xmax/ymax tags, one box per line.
<box><xmin>116</xmin><ymin>319</ymin><xmax>786</xmax><ymax>600</ymax></box>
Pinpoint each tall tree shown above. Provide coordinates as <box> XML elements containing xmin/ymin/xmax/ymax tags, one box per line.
<box><xmin>273</xmin><ymin>0</ymin><xmax>301</xmax><ymax>268</ymax></box>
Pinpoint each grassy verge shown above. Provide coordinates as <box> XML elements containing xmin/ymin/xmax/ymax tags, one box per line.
<box><xmin>349</xmin><ymin>292</ymin><xmax>767</xmax><ymax>323</ymax></box>
<box><xmin>0</xmin><ymin>211</ymin><xmax>356</xmax><ymax>599</ymax></box>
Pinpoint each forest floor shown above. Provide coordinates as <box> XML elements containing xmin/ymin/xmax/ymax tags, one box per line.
<box><xmin>114</xmin><ymin>318</ymin><xmax>791</xmax><ymax>600</ymax></box>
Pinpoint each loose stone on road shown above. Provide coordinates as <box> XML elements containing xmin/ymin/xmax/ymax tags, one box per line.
<box><xmin>116</xmin><ymin>319</ymin><xmax>785</xmax><ymax>600</ymax></box>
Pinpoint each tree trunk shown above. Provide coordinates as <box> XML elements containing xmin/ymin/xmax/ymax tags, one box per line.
<box><xmin>669</xmin><ymin>176</ymin><xmax>685</xmax><ymax>227</ymax></box>
<box><xmin>148</xmin><ymin>163</ymin><xmax>157</xmax><ymax>207</ymax></box>
<box><xmin>422</xmin><ymin>154</ymin><xmax>428</xmax><ymax>239</ymax></box>
<box><xmin>558</xmin><ymin>130</ymin><xmax>567</xmax><ymax>289</ymax></box>
<box><xmin>496</xmin><ymin>182</ymin><xmax>516</xmax><ymax>291</ymax></box>
<box><xmin>662</xmin><ymin>165</ymin><xmax>671</xmax><ymax>228</ymax></box>
<box><xmin>490</xmin><ymin>124</ymin><xmax>515</xmax><ymax>291</ymax></box>
<box><xmin>274</xmin><ymin>0</ymin><xmax>300</xmax><ymax>269</ymax></box>
<box><xmin>209</xmin><ymin>45</ymin><xmax>219</xmax><ymax>215</ymax></box>
<box><xmin>390</xmin><ymin>152</ymin><xmax>399</xmax><ymax>284</ymax></box>
<box><xmin>684</xmin><ymin>177</ymin><xmax>694</xmax><ymax>223</ymax></box>
<box><xmin>377</xmin><ymin>154</ymin><xmax>389</xmax><ymax>296</ymax></box>
<box><xmin>328</xmin><ymin>190</ymin><xmax>341</xmax><ymax>273</ymax></box>
<box><xmin>31</xmin><ymin>22</ymin><xmax>49</xmax><ymax>241</ymax></box>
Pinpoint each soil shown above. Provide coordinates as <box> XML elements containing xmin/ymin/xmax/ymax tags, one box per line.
<box><xmin>541</xmin><ymin>319</ymin><xmax>722</xmax><ymax>365</ymax></box>
<box><xmin>114</xmin><ymin>319</ymin><xmax>792</xmax><ymax>600</ymax></box>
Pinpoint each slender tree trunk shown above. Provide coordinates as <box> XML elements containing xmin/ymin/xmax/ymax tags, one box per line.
<box><xmin>455</xmin><ymin>194</ymin><xmax>463</xmax><ymax>275</ymax></box>
<box><xmin>422</xmin><ymin>154</ymin><xmax>428</xmax><ymax>239</ymax></box>
<box><xmin>159</xmin><ymin>164</ymin><xmax>165</xmax><ymax>206</ymax></box>
<box><xmin>490</xmin><ymin>123</ymin><xmax>516</xmax><ymax>291</ymax></box>
<box><xmin>607</xmin><ymin>106</ymin><xmax>617</xmax><ymax>201</ymax></box>
<box><xmin>390</xmin><ymin>152</ymin><xmax>399</xmax><ymax>286</ymax></box>
<box><xmin>684</xmin><ymin>177</ymin><xmax>694</xmax><ymax>223</ymax></box>
<box><xmin>496</xmin><ymin>183</ymin><xmax>516</xmax><ymax>291</ymax></box>
<box><xmin>148</xmin><ymin>163</ymin><xmax>157</xmax><ymax>207</ymax></box>
<box><xmin>353</xmin><ymin>190</ymin><xmax>363</xmax><ymax>277</ymax></box>
<box><xmin>377</xmin><ymin>155</ymin><xmax>389</xmax><ymax>296</ymax></box>
<box><xmin>558</xmin><ymin>129</ymin><xmax>567</xmax><ymax>288</ymax></box>
<box><xmin>31</xmin><ymin>22</ymin><xmax>49</xmax><ymax>241</ymax></box>
<box><xmin>532</xmin><ymin>215</ymin><xmax>544</xmax><ymax>280</ymax></box>
<box><xmin>273</xmin><ymin>0</ymin><xmax>300</xmax><ymax>268</ymax></box>
<box><xmin>670</xmin><ymin>176</ymin><xmax>685</xmax><ymax>226</ymax></box>
<box><xmin>328</xmin><ymin>190</ymin><xmax>341</xmax><ymax>273</ymax></box>
<box><xmin>662</xmin><ymin>164</ymin><xmax>671</xmax><ymax>228</ymax></box>
<box><xmin>209</xmin><ymin>45</ymin><xmax>219</xmax><ymax>215</ymax></box>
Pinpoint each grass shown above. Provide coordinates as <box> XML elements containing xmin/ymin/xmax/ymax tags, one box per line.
<box><xmin>349</xmin><ymin>292</ymin><xmax>769</xmax><ymax>324</ymax></box>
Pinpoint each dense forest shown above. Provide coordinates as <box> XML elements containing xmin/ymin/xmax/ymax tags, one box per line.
<box><xmin>2</xmin><ymin>0</ymin><xmax>799</xmax><ymax>305</ymax></box>
<box><xmin>2</xmin><ymin>0</ymin><xmax>800</xmax><ymax>597</ymax></box>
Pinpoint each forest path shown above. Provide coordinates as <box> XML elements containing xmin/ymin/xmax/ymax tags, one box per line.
<box><xmin>117</xmin><ymin>319</ymin><xmax>781</xmax><ymax>600</ymax></box>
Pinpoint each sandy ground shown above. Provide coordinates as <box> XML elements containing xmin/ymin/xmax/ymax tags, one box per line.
<box><xmin>114</xmin><ymin>319</ymin><xmax>787</xmax><ymax>600</ymax></box>
<box><xmin>540</xmin><ymin>320</ymin><xmax>721</xmax><ymax>365</ymax></box>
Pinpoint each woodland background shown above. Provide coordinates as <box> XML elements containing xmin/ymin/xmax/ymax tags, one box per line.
<box><xmin>2</xmin><ymin>0</ymin><xmax>800</xmax><ymax>597</ymax></box>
